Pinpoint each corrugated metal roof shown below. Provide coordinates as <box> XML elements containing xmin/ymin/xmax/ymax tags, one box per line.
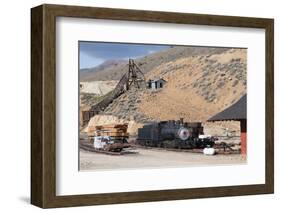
<box><xmin>148</xmin><ymin>78</ymin><xmax>167</xmax><ymax>82</ymax></box>
<box><xmin>208</xmin><ymin>94</ymin><xmax>247</xmax><ymax>121</ymax></box>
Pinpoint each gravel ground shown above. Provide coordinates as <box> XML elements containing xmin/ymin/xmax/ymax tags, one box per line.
<box><xmin>79</xmin><ymin>148</ymin><xmax>246</xmax><ymax>171</ymax></box>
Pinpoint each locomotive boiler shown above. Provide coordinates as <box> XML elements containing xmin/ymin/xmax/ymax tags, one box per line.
<box><xmin>137</xmin><ymin>118</ymin><xmax>215</xmax><ymax>149</ymax></box>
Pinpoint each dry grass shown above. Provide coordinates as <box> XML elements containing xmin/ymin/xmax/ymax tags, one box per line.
<box><xmin>139</xmin><ymin>49</ymin><xmax>246</xmax><ymax>122</ymax></box>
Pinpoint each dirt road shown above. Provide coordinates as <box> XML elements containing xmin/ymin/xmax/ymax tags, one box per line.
<box><xmin>80</xmin><ymin>148</ymin><xmax>246</xmax><ymax>171</ymax></box>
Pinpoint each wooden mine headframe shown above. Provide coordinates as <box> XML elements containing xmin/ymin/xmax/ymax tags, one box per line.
<box><xmin>126</xmin><ymin>59</ymin><xmax>145</xmax><ymax>90</ymax></box>
<box><xmin>82</xmin><ymin>59</ymin><xmax>145</xmax><ymax>125</ymax></box>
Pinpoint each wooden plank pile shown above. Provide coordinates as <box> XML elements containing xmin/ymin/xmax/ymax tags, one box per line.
<box><xmin>87</xmin><ymin>123</ymin><xmax>129</xmax><ymax>138</ymax></box>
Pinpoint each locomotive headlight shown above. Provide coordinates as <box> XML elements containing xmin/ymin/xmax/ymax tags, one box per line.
<box><xmin>178</xmin><ymin>127</ymin><xmax>190</xmax><ymax>140</ymax></box>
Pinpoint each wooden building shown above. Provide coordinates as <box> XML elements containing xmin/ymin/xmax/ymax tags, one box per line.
<box><xmin>147</xmin><ymin>78</ymin><xmax>166</xmax><ymax>90</ymax></box>
<box><xmin>208</xmin><ymin>95</ymin><xmax>247</xmax><ymax>154</ymax></box>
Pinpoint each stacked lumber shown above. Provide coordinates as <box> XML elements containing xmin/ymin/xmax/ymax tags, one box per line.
<box><xmin>88</xmin><ymin>123</ymin><xmax>129</xmax><ymax>137</ymax></box>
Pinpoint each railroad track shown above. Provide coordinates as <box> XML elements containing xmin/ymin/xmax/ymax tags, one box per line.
<box><xmin>134</xmin><ymin>145</ymin><xmax>240</xmax><ymax>155</ymax></box>
<box><xmin>80</xmin><ymin>139</ymin><xmax>240</xmax><ymax>155</ymax></box>
<box><xmin>80</xmin><ymin>141</ymin><xmax>123</xmax><ymax>155</ymax></box>
<box><xmin>80</xmin><ymin>141</ymin><xmax>138</xmax><ymax>156</ymax></box>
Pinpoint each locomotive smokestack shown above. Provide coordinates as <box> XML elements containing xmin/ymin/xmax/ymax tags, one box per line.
<box><xmin>180</xmin><ymin>118</ymin><xmax>184</xmax><ymax>124</ymax></box>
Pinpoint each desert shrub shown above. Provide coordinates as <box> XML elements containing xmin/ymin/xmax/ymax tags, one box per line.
<box><xmin>232</xmin><ymin>80</ymin><xmax>239</xmax><ymax>87</ymax></box>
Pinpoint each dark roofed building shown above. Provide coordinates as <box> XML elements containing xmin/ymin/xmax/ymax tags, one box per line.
<box><xmin>208</xmin><ymin>95</ymin><xmax>247</xmax><ymax>155</ymax></box>
<box><xmin>208</xmin><ymin>95</ymin><xmax>246</xmax><ymax>121</ymax></box>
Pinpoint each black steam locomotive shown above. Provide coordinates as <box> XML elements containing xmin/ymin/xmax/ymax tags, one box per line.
<box><xmin>137</xmin><ymin>119</ymin><xmax>215</xmax><ymax>149</ymax></box>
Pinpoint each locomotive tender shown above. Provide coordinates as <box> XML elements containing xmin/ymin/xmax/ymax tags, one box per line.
<box><xmin>137</xmin><ymin>118</ymin><xmax>215</xmax><ymax>149</ymax></box>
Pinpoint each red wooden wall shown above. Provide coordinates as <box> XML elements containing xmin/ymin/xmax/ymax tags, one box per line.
<box><xmin>240</xmin><ymin>119</ymin><xmax>247</xmax><ymax>155</ymax></box>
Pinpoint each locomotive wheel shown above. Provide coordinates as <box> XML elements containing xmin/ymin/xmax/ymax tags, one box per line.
<box><xmin>190</xmin><ymin>139</ymin><xmax>198</xmax><ymax>149</ymax></box>
<box><xmin>138</xmin><ymin>140</ymin><xmax>144</xmax><ymax>146</ymax></box>
<box><xmin>176</xmin><ymin>141</ymin><xmax>182</xmax><ymax>149</ymax></box>
<box><xmin>157</xmin><ymin>142</ymin><xmax>163</xmax><ymax>148</ymax></box>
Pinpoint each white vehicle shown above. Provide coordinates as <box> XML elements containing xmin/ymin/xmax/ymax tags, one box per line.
<box><xmin>93</xmin><ymin>136</ymin><xmax>114</xmax><ymax>149</ymax></box>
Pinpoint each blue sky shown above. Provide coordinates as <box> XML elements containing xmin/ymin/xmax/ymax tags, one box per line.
<box><xmin>79</xmin><ymin>42</ymin><xmax>171</xmax><ymax>69</ymax></box>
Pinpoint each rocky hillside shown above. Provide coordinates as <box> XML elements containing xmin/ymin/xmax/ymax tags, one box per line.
<box><xmin>80</xmin><ymin>59</ymin><xmax>127</xmax><ymax>82</ymax></box>
<box><xmin>139</xmin><ymin>49</ymin><xmax>247</xmax><ymax>121</ymax></box>
<box><xmin>83</xmin><ymin>47</ymin><xmax>247</xmax><ymax>138</ymax></box>
<box><xmin>80</xmin><ymin>46</ymin><xmax>229</xmax><ymax>81</ymax></box>
<box><xmin>97</xmin><ymin>48</ymin><xmax>246</xmax><ymax>124</ymax></box>
<box><xmin>80</xmin><ymin>81</ymin><xmax>117</xmax><ymax>95</ymax></box>
<box><xmin>102</xmin><ymin>87</ymin><xmax>153</xmax><ymax>123</ymax></box>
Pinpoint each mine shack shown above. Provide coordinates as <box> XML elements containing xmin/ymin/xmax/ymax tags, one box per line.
<box><xmin>147</xmin><ymin>78</ymin><xmax>166</xmax><ymax>90</ymax></box>
<box><xmin>208</xmin><ymin>95</ymin><xmax>247</xmax><ymax>154</ymax></box>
